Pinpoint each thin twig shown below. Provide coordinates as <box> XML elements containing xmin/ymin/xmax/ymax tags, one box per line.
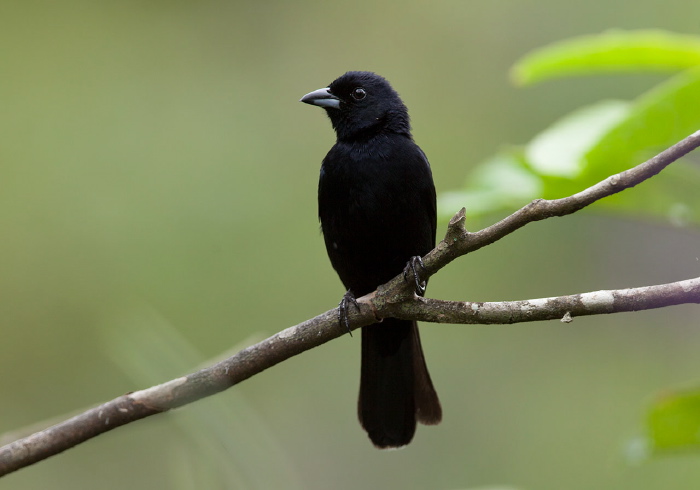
<box><xmin>421</xmin><ymin>129</ymin><xmax>700</xmax><ymax>283</ymax></box>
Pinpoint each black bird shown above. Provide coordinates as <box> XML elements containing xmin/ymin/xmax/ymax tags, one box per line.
<box><xmin>301</xmin><ymin>71</ymin><xmax>441</xmax><ymax>448</ymax></box>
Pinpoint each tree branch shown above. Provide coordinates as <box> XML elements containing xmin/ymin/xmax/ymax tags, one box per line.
<box><xmin>391</xmin><ymin>277</ymin><xmax>700</xmax><ymax>324</ymax></box>
<box><xmin>386</xmin><ymin>129</ymin><xmax>700</xmax><ymax>295</ymax></box>
<box><xmin>1</xmin><ymin>130</ymin><xmax>699</xmax><ymax>477</ymax></box>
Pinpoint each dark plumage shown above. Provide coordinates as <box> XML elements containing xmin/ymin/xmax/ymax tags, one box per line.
<box><xmin>301</xmin><ymin>71</ymin><xmax>441</xmax><ymax>448</ymax></box>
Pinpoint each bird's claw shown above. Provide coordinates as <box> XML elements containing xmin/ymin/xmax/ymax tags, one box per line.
<box><xmin>403</xmin><ymin>256</ymin><xmax>427</xmax><ymax>297</ymax></box>
<box><xmin>338</xmin><ymin>290</ymin><xmax>360</xmax><ymax>336</ymax></box>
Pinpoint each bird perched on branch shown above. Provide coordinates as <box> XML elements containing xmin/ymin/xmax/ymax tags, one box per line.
<box><xmin>301</xmin><ymin>71</ymin><xmax>441</xmax><ymax>448</ymax></box>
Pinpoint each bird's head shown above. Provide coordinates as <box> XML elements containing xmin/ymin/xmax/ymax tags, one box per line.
<box><xmin>301</xmin><ymin>71</ymin><xmax>411</xmax><ymax>142</ymax></box>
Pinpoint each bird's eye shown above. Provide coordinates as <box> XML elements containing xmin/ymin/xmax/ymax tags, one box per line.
<box><xmin>351</xmin><ymin>88</ymin><xmax>367</xmax><ymax>100</ymax></box>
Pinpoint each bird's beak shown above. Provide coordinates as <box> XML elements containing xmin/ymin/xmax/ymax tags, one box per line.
<box><xmin>300</xmin><ymin>87</ymin><xmax>340</xmax><ymax>109</ymax></box>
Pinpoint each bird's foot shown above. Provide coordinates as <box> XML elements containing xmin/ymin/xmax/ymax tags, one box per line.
<box><xmin>403</xmin><ymin>256</ymin><xmax>427</xmax><ymax>297</ymax></box>
<box><xmin>338</xmin><ymin>289</ymin><xmax>360</xmax><ymax>336</ymax></box>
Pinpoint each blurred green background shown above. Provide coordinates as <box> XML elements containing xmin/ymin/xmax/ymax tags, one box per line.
<box><xmin>1</xmin><ymin>1</ymin><xmax>699</xmax><ymax>489</ymax></box>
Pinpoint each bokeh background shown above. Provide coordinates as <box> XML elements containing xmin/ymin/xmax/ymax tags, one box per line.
<box><xmin>2</xmin><ymin>1</ymin><xmax>699</xmax><ymax>489</ymax></box>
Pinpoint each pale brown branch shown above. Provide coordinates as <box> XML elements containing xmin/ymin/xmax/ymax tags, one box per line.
<box><xmin>1</xmin><ymin>130</ymin><xmax>699</xmax><ymax>477</ymax></box>
<box><xmin>392</xmin><ymin>277</ymin><xmax>700</xmax><ymax>324</ymax></box>
<box><xmin>431</xmin><ymin>129</ymin><xmax>700</xmax><ymax>280</ymax></box>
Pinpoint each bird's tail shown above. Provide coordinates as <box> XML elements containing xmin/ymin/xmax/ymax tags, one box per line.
<box><xmin>358</xmin><ymin>318</ymin><xmax>441</xmax><ymax>448</ymax></box>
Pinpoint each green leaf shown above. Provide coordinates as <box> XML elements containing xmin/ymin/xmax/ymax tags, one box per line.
<box><xmin>582</xmin><ymin>68</ymin><xmax>700</xmax><ymax>182</ymax></box>
<box><xmin>529</xmin><ymin>69</ymin><xmax>700</xmax><ymax>225</ymax></box>
<box><xmin>648</xmin><ymin>387</ymin><xmax>700</xmax><ymax>452</ymax></box>
<box><xmin>437</xmin><ymin>149</ymin><xmax>542</xmax><ymax>220</ymax></box>
<box><xmin>512</xmin><ymin>29</ymin><xmax>700</xmax><ymax>86</ymax></box>
<box><xmin>525</xmin><ymin>99</ymin><xmax>630</xmax><ymax>179</ymax></box>
<box><xmin>592</xmin><ymin>161</ymin><xmax>700</xmax><ymax>226</ymax></box>
<box><xmin>441</xmin><ymin>31</ymin><xmax>700</xmax><ymax>226</ymax></box>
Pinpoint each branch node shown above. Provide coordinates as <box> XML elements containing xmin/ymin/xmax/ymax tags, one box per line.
<box><xmin>364</xmin><ymin>292</ymin><xmax>382</xmax><ymax>322</ymax></box>
<box><xmin>445</xmin><ymin>207</ymin><xmax>467</xmax><ymax>242</ymax></box>
<box><xmin>561</xmin><ymin>311</ymin><xmax>573</xmax><ymax>323</ymax></box>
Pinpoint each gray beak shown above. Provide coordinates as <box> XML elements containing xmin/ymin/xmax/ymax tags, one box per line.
<box><xmin>300</xmin><ymin>87</ymin><xmax>341</xmax><ymax>109</ymax></box>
